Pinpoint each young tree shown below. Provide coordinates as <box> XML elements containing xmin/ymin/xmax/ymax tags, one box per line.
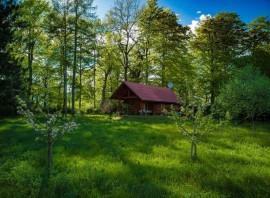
<box><xmin>164</xmin><ymin>104</ymin><xmax>214</xmax><ymax>161</ymax></box>
<box><xmin>17</xmin><ymin>97</ymin><xmax>77</xmax><ymax>173</ymax></box>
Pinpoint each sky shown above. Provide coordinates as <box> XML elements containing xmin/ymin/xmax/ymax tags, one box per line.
<box><xmin>93</xmin><ymin>0</ymin><xmax>270</xmax><ymax>28</ymax></box>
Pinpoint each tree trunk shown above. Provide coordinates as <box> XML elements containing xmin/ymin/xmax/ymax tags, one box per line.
<box><xmin>63</xmin><ymin>8</ymin><xmax>68</xmax><ymax>116</ymax></box>
<box><xmin>101</xmin><ymin>71</ymin><xmax>109</xmax><ymax>103</ymax></box>
<box><xmin>190</xmin><ymin>142</ymin><xmax>197</xmax><ymax>160</ymax></box>
<box><xmin>161</xmin><ymin>51</ymin><xmax>165</xmax><ymax>87</ymax></box>
<box><xmin>57</xmin><ymin>58</ymin><xmax>63</xmax><ymax>110</ymax></box>
<box><xmin>124</xmin><ymin>66</ymin><xmax>128</xmax><ymax>81</ymax></box>
<box><xmin>145</xmin><ymin>46</ymin><xmax>149</xmax><ymax>84</ymax></box>
<box><xmin>27</xmin><ymin>43</ymin><xmax>34</xmax><ymax>109</ymax></box>
<box><xmin>209</xmin><ymin>31</ymin><xmax>216</xmax><ymax>106</ymax></box>
<box><xmin>27</xmin><ymin>58</ymin><xmax>32</xmax><ymax>108</ymax></box>
<box><xmin>123</xmin><ymin>50</ymin><xmax>129</xmax><ymax>81</ymax></box>
<box><xmin>43</xmin><ymin>76</ymin><xmax>48</xmax><ymax>110</ymax></box>
<box><xmin>72</xmin><ymin>1</ymin><xmax>78</xmax><ymax>117</ymax></box>
<box><xmin>210</xmin><ymin>79</ymin><xmax>215</xmax><ymax>106</ymax></box>
<box><xmin>68</xmin><ymin>86</ymin><xmax>71</xmax><ymax>109</ymax></box>
<box><xmin>93</xmin><ymin>45</ymin><xmax>96</xmax><ymax>109</ymax></box>
<box><xmin>79</xmin><ymin>43</ymin><xmax>82</xmax><ymax>110</ymax></box>
<box><xmin>47</xmin><ymin>142</ymin><xmax>53</xmax><ymax>168</ymax></box>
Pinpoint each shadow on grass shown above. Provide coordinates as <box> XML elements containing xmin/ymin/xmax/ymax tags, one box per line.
<box><xmin>58</xmin><ymin>115</ymin><xmax>178</xmax><ymax>158</ymax></box>
<box><xmin>1</xmin><ymin>116</ymin><xmax>270</xmax><ymax>197</ymax></box>
<box><xmin>51</xmin><ymin>116</ymin><xmax>270</xmax><ymax>197</ymax></box>
<box><xmin>52</xmin><ymin>116</ymin><xmax>180</xmax><ymax>197</ymax></box>
<box><xmin>0</xmin><ymin>118</ymin><xmax>44</xmax><ymax>160</ymax></box>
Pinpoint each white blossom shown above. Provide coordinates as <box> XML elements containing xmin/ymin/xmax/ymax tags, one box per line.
<box><xmin>17</xmin><ymin>97</ymin><xmax>77</xmax><ymax>143</ymax></box>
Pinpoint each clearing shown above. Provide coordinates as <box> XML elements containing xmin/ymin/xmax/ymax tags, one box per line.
<box><xmin>0</xmin><ymin>115</ymin><xmax>269</xmax><ymax>197</ymax></box>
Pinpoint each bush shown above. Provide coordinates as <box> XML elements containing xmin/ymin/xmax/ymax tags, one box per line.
<box><xmin>100</xmin><ymin>101</ymin><xmax>113</xmax><ymax>114</ymax></box>
<box><xmin>216</xmin><ymin>65</ymin><xmax>270</xmax><ymax>123</ymax></box>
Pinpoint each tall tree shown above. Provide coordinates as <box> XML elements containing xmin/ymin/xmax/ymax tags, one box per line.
<box><xmin>76</xmin><ymin>17</ymin><xmax>96</xmax><ymax>110</ymax></box>
<box><xmin>153</xmin><ymin>8</ymin><xmax>189</xmax><ymax>86</ymax></box>
<box><xmin>96</xmin><ymin>24</ymin><xmax>121</xmax><ymax>103</ymax></box>
<box><xmin>248</xmin><ymin>16</ymin><xmax>270</xmax><ymax>78</ymax></box>
<box><xmin>107</xmin><ymin>0</ymin><xmax>142</xmax><ymax>81</ymax></box>
<box><xmin>138</xmin><ymin>0</ymin><xmax>159</xmax><ymax>84</ymax></box>
<box><xmin>139</xmin><ymin>1</ymin><xmax>189</xmax><ymax>87</ymax></box>
<box><xmin>13</xmin><ymin>0</ymin><xmax>49</xmax><ymax>108</ymax></box>
<box><xmin>191</xmin><ymin>12</ymin><xmax>246</xmax><ymax>105</ymax></box>
<box><xmin>70</xmin><ymin>0</ymin><xmax>95</xmax><ymax>116</ymax></box>
<box><xmin>0</xmin><ymin>0</ymin><xmax>23</xmax><ymax>115</ymax></box>
<box><xmin>50</xmin><ymin>0</ymin><xmax>74</xmax><ymax>115</ymax></box>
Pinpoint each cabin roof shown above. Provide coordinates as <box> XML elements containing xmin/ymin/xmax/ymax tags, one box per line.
<box><xmin>110</xmin><ymin>81</ymin><xmax>178</xmax><ymax>104</ymax></box>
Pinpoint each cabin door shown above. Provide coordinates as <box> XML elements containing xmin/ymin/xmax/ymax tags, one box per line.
<box><xmin>145</xmin><ymin>102</ymin><xmax>153</xmax><ymax>115</ymax></box>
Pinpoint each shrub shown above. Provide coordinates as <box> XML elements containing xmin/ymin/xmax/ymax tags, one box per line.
<box><xmin>100</xmin><ymin>100</ymin><xmax>113</xmax><ymax>114</ymax></box>
<box><xmin>216</xmin><ymin>65</ymin><xmax>270</xmax><ymax>124</ymax></box>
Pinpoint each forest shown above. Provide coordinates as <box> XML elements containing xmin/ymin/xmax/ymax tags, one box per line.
<box><xmin>1</xmin><ymin>0</ymin><xmax>270</xmax><ymax>118</ymax></box>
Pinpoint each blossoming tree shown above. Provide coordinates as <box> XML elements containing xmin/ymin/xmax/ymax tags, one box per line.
<box><xmin>17</xmin><ymin>97</ymin><xmax>77</xmax><ymax>171</ymax></box>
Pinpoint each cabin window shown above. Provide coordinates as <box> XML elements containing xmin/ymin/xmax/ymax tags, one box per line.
<box><xmin>160</xmin><ymin>104</ymin><xmax>165</xmax><ymax>109</ymax></box>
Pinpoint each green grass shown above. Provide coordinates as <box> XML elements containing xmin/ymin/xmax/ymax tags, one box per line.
<box><xmin>0</xmin><ymin>115</ymin><xmax>270</xmax><ymax>198</ymax></box>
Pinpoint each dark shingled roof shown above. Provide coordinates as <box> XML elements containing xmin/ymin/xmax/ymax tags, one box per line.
<box><xmin>111</xmin><ymin>81</ymin><xmax>178</xmax><ymax>104</ymax></box>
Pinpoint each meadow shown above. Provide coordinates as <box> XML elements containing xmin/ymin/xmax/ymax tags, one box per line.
<box><xmin>0</xmin><ymin>115</ymin><xmax>269</xmax><ymax>198</ymax></box>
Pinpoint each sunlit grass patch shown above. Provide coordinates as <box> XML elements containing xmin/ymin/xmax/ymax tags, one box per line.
<box><xmin>0</xmin><ymin>116</ymin><xmax>269</xmax><ymax>197</ymax></box>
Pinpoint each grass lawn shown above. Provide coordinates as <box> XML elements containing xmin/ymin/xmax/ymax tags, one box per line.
<box><xmin>0</xmin><ymin>115</ymin><xmax>269</xmax><ymax>198</ymax></box>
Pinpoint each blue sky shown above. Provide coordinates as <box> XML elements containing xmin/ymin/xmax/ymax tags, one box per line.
<box><xmin>93</xmin><ymin>0</ymin><xmax>270</xmax><ymax>26</ymax></box>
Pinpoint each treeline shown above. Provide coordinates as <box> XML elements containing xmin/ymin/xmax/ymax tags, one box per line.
<box><xmin>1</xmin><ymin>0</ymin><xmax>270</xmax><ymax>119</ymax></box>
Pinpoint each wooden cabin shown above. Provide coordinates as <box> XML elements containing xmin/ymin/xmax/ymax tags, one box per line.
<box><xmin>110</xmin><ymin>81</ymin><xmax>179</xmax><ymax>115</ymax></box>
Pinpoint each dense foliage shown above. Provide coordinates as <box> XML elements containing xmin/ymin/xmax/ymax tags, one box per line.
<box><xmin>0</xmin><ymin>0</ymin><xmax>269</xmax><ymax>119</ymax></box>
<box><xmin>216</xmin><ymin>65</ymin><xmax>270</xmax><ymax>122</ymax></box>
<box><xmin>0</xmin><ymin>0</ymin><xmax>23</xmax><ymax>115</ymax></box>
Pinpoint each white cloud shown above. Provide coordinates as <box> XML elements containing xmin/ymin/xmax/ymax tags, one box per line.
<box><xmin>188</xmin><ymin>20</ymin><xmax>199</xmax><ymax>33</ymax></box>
<box><xmin>199</xmin><ymin>14</ymin><xmax>211</xmax><ymax>21</ymax></box>
<box><xmin>188</xmin><ymin>14</ymin><xmax>212</xmax><ymax>34</ymax></box>
<box><xmin>197</xmin><ymin>11</ymin><xmax>201</xmax><ymax>14</ymax></box>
